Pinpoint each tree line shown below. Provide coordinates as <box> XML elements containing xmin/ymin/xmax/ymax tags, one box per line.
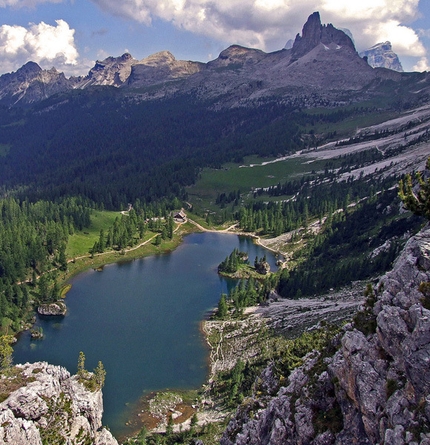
<box><xmin>0</xmin><ymin>196</ymin><xmax>91</xmax><ymax>332</ymax></box>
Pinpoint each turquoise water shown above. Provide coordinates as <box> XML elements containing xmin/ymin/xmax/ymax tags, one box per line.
<box><xmin>13</xmin><ymin>232</ymin><xmax>277</xmax><ymax>436</ymax></box>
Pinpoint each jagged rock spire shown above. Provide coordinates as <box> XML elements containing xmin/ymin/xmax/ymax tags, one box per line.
<box><xmin>291</xmin><ymin>11</ymin><xmax>355</xmax><ymax>59</ymax></box>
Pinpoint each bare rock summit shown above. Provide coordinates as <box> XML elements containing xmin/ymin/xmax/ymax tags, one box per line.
<box><xmin>360</xmin><ymin>41</ymin><xmax>404</xmax><ymax>72</ymax></box>
<box><xmin>291</xmin><ymin>11</ymin><xmax>355</xmax><ymax>60</ymax></box>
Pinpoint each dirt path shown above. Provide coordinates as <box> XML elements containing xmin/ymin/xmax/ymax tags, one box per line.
<box><xmin>186</xmin><ymin>218</ymin><xmax>238</xmax><ymax>233</ymax></box>
<box><xmin>69</xmin><ymin>221</ymin><xmax>184</xmax><ymax>263</ymax></box>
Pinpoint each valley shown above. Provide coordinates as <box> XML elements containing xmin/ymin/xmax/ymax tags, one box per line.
<box><xmin>0</xmin><ymin>10</ymin><xmax>429</xmax><ymax>445</ymax></box>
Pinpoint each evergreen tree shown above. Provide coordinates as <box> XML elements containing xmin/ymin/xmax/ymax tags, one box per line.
<box><xmin>94</xmin><ymin>361</ymin><xmax>106</xmax><ymax>389</ymax></box>
<box><xmin>0</xmin><ymin>335</ymin><xmax>13</xmax><ymax>371</ymax></box>
<box><xmin>217</xmin><ymin>294</ymin><xmax>228</xmax><ymax>319</ymax></box>
<box><xmin>98</xmin><ymin>229</ymin><xmax>106</xmax><ymax>253</ymax></box>
<box><xmin>77</xmin><ymin>351</ymin><xmax>86</xmax><ymax>377</ymax></box>
<box><xmin>399</xmin><ymin>157</ymin><xmax>430</xmax><ymax>220</ymax></box>
<box><xmin>58</xmin><ymin>243</ymin><xmax>68</xmax><ymax>271</ymax></box>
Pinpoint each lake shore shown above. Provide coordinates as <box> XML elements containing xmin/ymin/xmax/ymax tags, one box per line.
<box><xmin>23</xmin><ymin>215</ymin><xmax>282</xmax><ymax>443</ymax></box>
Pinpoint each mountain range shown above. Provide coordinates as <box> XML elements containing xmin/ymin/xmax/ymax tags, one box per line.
<box><xmin>0</xmin><ymin>12</ymin><xmax>423</xmax><ymax>108</ymax></box>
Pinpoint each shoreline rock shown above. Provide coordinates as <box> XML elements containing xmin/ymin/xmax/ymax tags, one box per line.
<box><xmin>37</xmin><ymin>301</ymin><xmax>67</xmax><ymax>316</ymax></box>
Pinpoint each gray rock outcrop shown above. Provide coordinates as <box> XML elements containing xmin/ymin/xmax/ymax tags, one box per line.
<box><xmin>0</xmin><ymin>361</ymin><xmax>118</xmax><ymax>445</ymax></box>
<box><xmin>127</xmin><ymin>51</ymin><xmax>204</xmax><ymax>88</ymax></box>
<box><xmin>221</xmin><ymin>225</ymin><xmax>430</xmax><ymax>444</ymax></box>
<box><xmin>0</xmin><ymin>62</ymin><xmax>75</xmax><ymax>105</ymax></box>
<box><xmin>77</xmin><ymin>52</ymin><xmax>137</xmax><ymax>87</ymax></box>
<box><xmin>360</xmin><ymin>41</ymin><xmax>404</xmax><ymax>72</ymax></box>
<box><xmin>37</xmin><ymin>301</ymin><xmax>67</xmax><ymax>316</ymax></box>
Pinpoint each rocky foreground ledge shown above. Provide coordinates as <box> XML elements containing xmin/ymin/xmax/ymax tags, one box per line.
<box><xmin>0</xmin><ymin>361</ymin><xmax>118</xmax><ymax>445</ymax></box>
<box><xmin>221</xmin><ymin>225</ymin><xmax>430</xmax><ymax>445</ymax></box>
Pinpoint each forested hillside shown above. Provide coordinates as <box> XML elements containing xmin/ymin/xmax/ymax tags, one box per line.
<box><xmin>0</xmin><ymin>91</ymin><xmax>308</xmax><ymax>208</ymax></box>
<box><xmin>0</xmin><ymin>77</ymin><xmax>428</xmax><ymax>334</ymax></box>
<box><xmin>0</xmin><ymin>197</ymin><xmax>90</xmax><ymax>331</ymax></box>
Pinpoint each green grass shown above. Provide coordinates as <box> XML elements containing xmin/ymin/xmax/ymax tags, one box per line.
<box><xmin>188</xmin><ymin>106</ymin><xmax>400</xmax><ymax>214</ymax></box>
<box><xmin>191</xmin><ymin>157</ymin><xmax>322</xmax><ymax>196</ymax></box>
<box><xmin>307</xmin><ymin>111</ymin><xmax>398</xmax><ymax>138</ymax></box>
<box><xmin>66</xmin><ymin>210</ymin><xmax>119</xmax><ymax>258</ymax></box>
<box><xmin>58</xmin><ymin>221</ymin><xmax>197</xmax><ymax>287</ymax></box>
<box><xmin>300</xmin><ymin>109</ymin><xmax>399</xmax><ymax>139</ymax></box>
<box><xmin>188</xmin><ymin>156</ymin><xmax>329</xmax><ymax>212</ymax></box>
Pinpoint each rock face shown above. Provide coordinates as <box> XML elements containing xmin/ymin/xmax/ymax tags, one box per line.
<box><xmin>221</xmin><ymin>225</ymin><xmax>430</xmax><ymax>445</ymax></box>
<box><xmin>77</xmin><ymin>53</ymin><xmax>137</xmax><ymax>88</ymax></box>
<box><xmin>0</xmin><ymin>361</ymin><xmax>118</xmax><ymax>445</ymax></box>
<box><xmin>291</xmin><ymin>11</ymin><xmax>355</xmax><ymax>60</ymax></box>
<box><xmin>360</xmin><ymin>41</ymin><xmax>404</xmax><ymax>72</ymax></box>
<box><xmin>127</xmin><ymin>51</ymin><xmax>204</xmax><ymax>88</ymax></box>
<box><xmin>0</xmin><ymin>62</ymin><xmax>75</xmax><ymax>105</ymax></box>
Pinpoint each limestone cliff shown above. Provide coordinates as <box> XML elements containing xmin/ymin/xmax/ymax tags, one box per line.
<box><xmin>0</xmin><ymin>62</ymin><xmax>75</xmax><ymax>105</ymax></box>
<box><xmin>77</xmin><ymin>53</ymin><xmax>137</xmax><ymax>88</ymax></box>
<box><xmin>0</xmin><ymin>361</ymin><xmax>118</xmax><ymax>445</ymax></box>
<box><xmin>221</xmin><ymin>225</ymin><xmax>430</xmax><ymax>444</ymax></box>
<box><xmin>360</xmin><ymin>42</ymin><xmax>404</xmax><ymax>72</ymax></box>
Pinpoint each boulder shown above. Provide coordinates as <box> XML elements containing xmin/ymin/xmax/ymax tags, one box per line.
<box><xmin>37</xmin><ymin>301</ymin><xmax>67</xmax><ymax>316</ymax></box>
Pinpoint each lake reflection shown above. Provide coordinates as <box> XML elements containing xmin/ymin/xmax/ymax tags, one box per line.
<box><xmin>13</xmin><ymin>232</ymin><xmax>277</xmax><ymax>436</ymax></box>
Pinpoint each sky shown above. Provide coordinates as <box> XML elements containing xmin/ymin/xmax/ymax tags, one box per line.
<box><xmin>0</xmin><ymin>0</ymin><xmax>430</xmax><ymax>77</ymax></box>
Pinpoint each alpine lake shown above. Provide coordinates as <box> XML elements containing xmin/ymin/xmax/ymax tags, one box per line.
<box><xmin>13</xmin><ymin>232</ymin><xmax>278</xmax><ymax>438</ymax></box>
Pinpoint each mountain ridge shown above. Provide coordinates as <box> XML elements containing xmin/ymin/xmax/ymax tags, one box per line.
<box><xmin>0</xmin><ymin>12</ymin><xmax>422</xmax><ymax>107</ymax></box>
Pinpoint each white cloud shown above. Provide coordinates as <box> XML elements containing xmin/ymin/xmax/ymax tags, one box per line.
<box><xmin>413</xmin><ymin>56</ymin><xmax>430</xmax><ymax>72</ymax></box>
<box><xmin>90</xmin><ymin>0</ymin><xmax>427</xmax><ymax>71</ymax></box>
<box><xmin>0</xmin><ymin>19</ymin><xmax>80</xmax><ymax>74</ymax></box>
<box><xmin>362</xmin><ymin>20</ymin><xmax>425</xmax><ymax>57</ymax></box>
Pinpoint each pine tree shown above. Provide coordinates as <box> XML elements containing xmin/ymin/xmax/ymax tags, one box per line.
<box><xmin>217</xmin><ymin>294</ymin><xmax>228</xmax><ymax>319</ymax></box>
<box><xmin>0</xmin><ymin>335</ymin><xmax>13</xmax><ymax>371</ymax></box>
<box><xmin>58</xmin><ymin>243</ymin><xmax>68</xmax><ymax>271</ymax></box>
<box><xmin>77</xmin><ymin>351</ymin><xmax>86</xmax><ymax>377</ymax></box>
<box><xmin>98</xmin><ymin>229</ymin><xmax>105</xmax><ymax>253</ymax></box>
<box><xmin>399</xmin><ymin>157</ymin><xmax>430</xmax><ymax>220</ymax></box>
<box><xmin>94</xmin><ymin>361</ymin><xmax>106</xmax><ymax>389</ymax></box>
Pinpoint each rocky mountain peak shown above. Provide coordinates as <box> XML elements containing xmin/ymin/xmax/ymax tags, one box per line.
<box><xmin>0</xmin><ymin>61</ymin><xmax>73</xmax><ymax>105</ymax></box>
<box><xmin>360</xmin><ymin>41</ymin><xmax>404</xmax><ymax>72</ymax></box>
<box><xmin>291</xmin><ymin>11</ymin><xmax>355</xmax><ymax>59</ymax></box>
<box><xmin>17</xmin><ymin>61</ymin><xmax>42</xmax><ymax>77</ymax></box>
<box><xmin>218</xmin><ymin>45</ymin><xmax>256</xmax><ymax>60</ymax></box>
<box><xmin>79</xmin><ymin>53</ymin><xmax>137</xmax><ymax>87</ymax></box>
<box><xmin>140</xmin><ymin>50</ymin><xmax>177</xmax><ymax>66</ymax></box>
<box><xmin>207</xmin><ymin>45</ymin><xmax>266</xmax><ymax>70</ymax></box>
<box><xmin>0</xmin><ymin>12</ymin><xmax>412</xmax><ymax>106</ymax></box>
<box><xmin>127</xmin><ymin>50</ymin><xmax>203</xmax><ymax>88</ymax></box>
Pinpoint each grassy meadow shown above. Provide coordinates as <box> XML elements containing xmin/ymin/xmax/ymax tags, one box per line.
<box><xmin>66</xmin><ymin>210</ymin><xmax>119</xmax><ymax>258</ymax></box>
<box><xmin>188</xmin><ymin>155</ymin><xmax>330</xmax><ymax>213</ymax></box>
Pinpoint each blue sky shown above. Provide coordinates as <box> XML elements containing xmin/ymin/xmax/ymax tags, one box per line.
<box><xmin>0</xmin><ymin>0</ymin><xmax>429</xmax><ymax>76</ymax></box>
